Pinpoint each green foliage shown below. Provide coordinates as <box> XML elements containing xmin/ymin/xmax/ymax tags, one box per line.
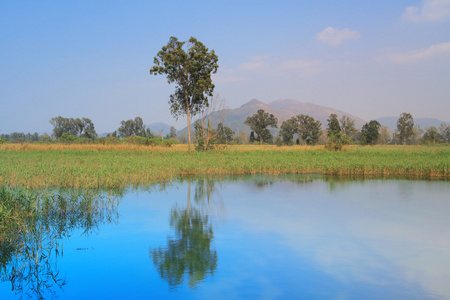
<box><xmin>118</xmin><ymin>117</ymin><xmax>148</xmax><ymax>138</ymax></box>
<box><xmin>327</xmin><ymin>114</ymin><xmax>341</xmax><ymax>137</ymax></box>
<box><xmin>397</xmin><ymin>112</ymin><xmax>414</xmax><ymax>145</ymax></box>
<box><xmin>422</xmin><ymin>126</ymin><xmax>441</xmax><ymax>144</ymax></box>
<box><xmin>275</xmin><ymin>136</ymin><xmax>283</xmax><ymax>147</ymax></box>
<box><xmin>150</xmin><ymin>36</ymin><xmax>219</xmax><ymax>148</ymax></box>
<box><xmin>297</xmin><ymin>114</ymin><xmax>322</xmax><ymax>145</ymax></box>
<box><xmin>280</xmin><ymin>114</ymin><xmax>322</xmax><ymax>145</ymax></box>
<box><xmin>340</xmin><ymin>115</ymin><xmax>358</xmax><ymax>141</ymax></box>
<box><xmin>244</xmin><ymin>109</ymin><xmax>278</xmax><ymax>145</ymax></box>
<box><xmin>169</xmin><ymin>126</ymin><xmax>177</xmax><ymax>138</ymax></box>
<box><xmin>279</xmin><ymin>118</ymin><xmax>297</xmax><ymax>145</ymax></box>
<box><xmin>216</xmin><ymin>123</ymin><xmax>234</xmax><ymax>144</ymax></box>
<box><xmin>361</xmin><ymin>120</ymin><xmax>381</xmax><ymax>145</ymax></box>
<box><xmin>58</xmin><ymin>133</ymin><xmax>91</xmax><ymax>144</ymax></box>
<box><xmin>194</xmin><ymin>120</ymin><xmax>215</xmax><ymax>151</ymax></box>
<box><xmin>326</xmin><ymin>133</ymin><xmax>346</xmax><ymax>151</ymax></box>
<box><xmin>50</xmin><ymin>116</ymin><xmax>97</xmax><ymax>139</ymax></box>
<box><xmin>0</xmin><ymin>138</ymin><xmax>7</xmax><ymax>144</ymax></box>
<box><xmin>97</xmin><ymin>136</ymin><xmax>121</xmax><ymax>145</ymax></box>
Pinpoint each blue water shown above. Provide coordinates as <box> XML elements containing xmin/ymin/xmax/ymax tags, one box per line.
<box><xmin>1</xmin><ymin>175</ymin><xmax>449</xmax><ymax>299</ymax></box>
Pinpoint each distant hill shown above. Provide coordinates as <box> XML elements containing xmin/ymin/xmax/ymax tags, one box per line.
<box><xmin>181</xmin><ymin>98</ymin><xmax>367</xmax><ymax>134</ymax></box>
<box><xmin>220</xmin><ymin>98</ymin><xmax>366</xmax><ymax>134</ymax></box>
<box><xmin>376</xmin><ymin>117</ymin><xmax>449</xmax><ymax>131</ymax></box>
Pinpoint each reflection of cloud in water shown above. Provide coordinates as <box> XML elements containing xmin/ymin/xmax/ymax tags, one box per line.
<box><xmin>223</xmin><ymin>179</ymin><xmax>450</xmax><ymax>299</ymax></box>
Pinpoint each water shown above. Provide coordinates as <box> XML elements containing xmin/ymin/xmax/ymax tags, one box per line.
<box><xmin>1</xmin><ymin>175</ymin><xmax>449</xmax><ymax>299</ymax></box>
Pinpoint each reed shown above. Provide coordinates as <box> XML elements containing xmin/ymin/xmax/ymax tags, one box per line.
<box><xmin>0</xmin><ymin>144</ymin><xmax>448</xmax><ymax>188</ymax></box>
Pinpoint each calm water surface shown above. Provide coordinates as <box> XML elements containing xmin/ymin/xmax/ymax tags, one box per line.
<box><xmin>1</xmin><ymin>175</ymin><xmax>449</xmax><ymax>299</ymax></box>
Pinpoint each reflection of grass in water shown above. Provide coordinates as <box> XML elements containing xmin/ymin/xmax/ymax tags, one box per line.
<box><xmin>0</xmin><ymin>144</ymin><xmax>448</xmax><ymax>189</ymax></box>
<box><xmin>0</xmin><ymin>187</ymin><xmax>121</xmax><ymax>299</ymax></box>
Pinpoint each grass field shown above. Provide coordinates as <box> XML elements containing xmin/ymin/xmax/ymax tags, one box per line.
<box><xmin>0</xmin><ymin>143</ymin><xmax>448</xmax><ymax>188</ymax></box>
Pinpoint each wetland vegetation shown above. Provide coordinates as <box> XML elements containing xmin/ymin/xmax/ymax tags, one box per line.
<box><xmin>0</xmin><ymin>144</ymin><xmax>448</xmax><ymax>189</ymax></box>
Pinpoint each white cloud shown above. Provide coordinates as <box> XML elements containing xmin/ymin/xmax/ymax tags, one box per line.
<box><xmin>386</xmin><ymin>41</ymin><xmax>450</xmax><ymax>64</ymax></box>
<box><xmin>239</xmin><ymin>55</ymin><xmax>270</xmax><ymax>71</ymax></box>
<box><xmin>402</xmin><ymin>0</ymin><xmax>450</xmax><ymax>22</ymax></box>
<box><xmin>316</xmin><ymin>27</ymin><xmax>361</xmax><ymax>46</ymax></box>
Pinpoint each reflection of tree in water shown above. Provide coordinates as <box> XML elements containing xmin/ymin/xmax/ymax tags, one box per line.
<box><xmin>0</xmin><ymin>187</ymin><xmax>121</xmax><ymax>299</ymax></box>
<box><xmin>151</xmin><ymin>180</ymin><xmax>219</xmax><ymax>290</ymax></box>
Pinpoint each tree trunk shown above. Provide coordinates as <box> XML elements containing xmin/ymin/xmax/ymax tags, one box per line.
<box><xmin>185</xmin><ymin>93</ymin><xmax>192</xmax><ymax>151</ymax></box>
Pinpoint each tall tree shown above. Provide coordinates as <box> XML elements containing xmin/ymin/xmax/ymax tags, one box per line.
<box><xmin>423</xmin><ymin>126</ymin><xmax>441</xmax><ymax>144</ymax></box>
<box><xmin>439</xmin><ymin>123</ymin><xmax>450</xmax><ymax>143</ymax></box>
<box><xmin>150</xmin><ymin>37</ymin><xmax>219</xmax><ymax>150</ymax></box>
<box><xmin>361</xmin><ymin>120</ymin><xmax>381</xmax><ymax>145</ymax></box>
<box><xmin>327</xmin><ymin>114</ymin><xmax>341</xmax><ymax>137</ymax></box>
<box><xmin>297</xmin><ymin>114</ymin><xmax>322</xmax><ymax>145</ymax></box>
<box><xmin>396</xmin><ymin>112</ymin><xmax>414</xmax><ymax>145</ymax></box>
<box><xmin>50</xmin><ymin>116</ymin><xmax>97</xmax><ymax>139</ymax></box>
<box><xmin>169</xmin><ymin>126</ymin><xmax>177</xmax><ymax>138</ymax></box>
<box><xmin>279</xmin><ymin>117</ymin><xmax>297</xmax><ymax>145</ymax></box>
<box><xmin>117</xmin><ymin>117</ymin><xmax>146</xmax><ymax>138</ymax></box>
<box><xmin>244</xmin><ymin>109</ymin><xmax>278</xmax><ymax>145</ymax></box>
<box><xmin>339</xmin><ymin>115</ymin><xmax>357</xmax><ymax>141</ymax></box>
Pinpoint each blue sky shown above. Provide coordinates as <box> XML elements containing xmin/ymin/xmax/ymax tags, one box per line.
<box><xmin>1</xmin><ymin>0</ymin><xmax>449</xmax><ymax>134</ymax></box>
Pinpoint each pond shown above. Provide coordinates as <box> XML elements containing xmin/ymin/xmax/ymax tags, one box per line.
<box><xmin>0</xmin><ymin>175</ymin><xmax>449</xmax><ymax>299</ymax></box>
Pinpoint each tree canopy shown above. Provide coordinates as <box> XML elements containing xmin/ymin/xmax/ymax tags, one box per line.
<box><xmin>361</xmin><ymin>120</ymin><xmax>381</xmax><ymax>145</ymax></box>
<box><xmin>50</xmin><ymin>117</ymin><xmax>97</xmax><ymax>139</ymax></box>
<box><xmin>244</xmin><ymin>109</ymin><xmax>278</xmax><ymax>145</ymax></box>
<box><xmin>279</xmin><ymin>114</ymin><xmax>322</xmax><ymax>145</ymax></box>
<box><xmin>150</xmin><ymin>36</ymin><xmax>219</xmax><ymax>149</ymax></box>
<box><xmin>117</xmin><ymin>117</ymin><xmax>149</xmax><ymax>138</ymax></box>
<box><xmin>397</xmin><ymin>113</ymin><xmax>414</xmax><ymax>145</ymax></box>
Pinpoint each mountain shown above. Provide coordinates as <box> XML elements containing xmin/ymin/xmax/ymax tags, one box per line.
<box><xmin>220</xmin><ymin>98</ymin><xmax>366</xmax><ymax>134</ymax></box>
<box><xmin>376</xmin><ymin>117</ymin><xmax>449</xmax><ymax>131</ymax></box>
<box><xmin>181</xmin><ymin>98</ymin><xmax>367</xmax><ymax>134</ymax></box>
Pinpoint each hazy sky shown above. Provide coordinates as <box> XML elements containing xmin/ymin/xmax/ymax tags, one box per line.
<box><xmin>1</xmin><ymin>0</ymin><xmax>449</xmax><ymax>134</ymax></box>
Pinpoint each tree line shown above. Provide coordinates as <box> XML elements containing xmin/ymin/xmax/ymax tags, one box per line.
<box><xmin>242</xmin><ymin>109</ymin><xmax>450</xmax><ymax>148</ymax></box>
<box><xmin>1</xmin><ymin>112</ymin><xmax>448</xmax><ymax>147</ymax></box>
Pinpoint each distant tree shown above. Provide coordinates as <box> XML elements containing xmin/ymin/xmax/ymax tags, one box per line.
<box><xmin>194</xmin><ymin>94</ymin><xmax>226</xmax><ymax>151</ymax></box>
<box><xmin>249</xmin><ymin>131</ymin><xmax>256</xmax><ymax>143</ymax></box>
<box><xmin>439</xmin><ymin>123</ymin><xmax>450</xmax><ymax>143</ymax></box>
<box><xmin>117</xmin><ymin>117</ymin><xmax>146</xmax><ymax>138</ymax></box>
<box><xmin>297</xmin><ymin>114</ymin><xmax>322</xmax><ymax>145</ymax></box>
<box><xmin>411</xmin><ymin>125</ymin><xmax>423</xmax><ymax>145</ymax></box>
<box><xmin>79</xmin><ymin>118</ymin><xmax>97</xmax><ymax>139</ymax></box>
<box><xmin>279</xmin><ymin>118</ymin><xmax>297</xmax><ymax>145</ymax></box>
<box><xmin>275</xmin><ymin>135</ymin><xmax>283</xmax><ymax>147</ymax></box>
<box><xmin>150</xmin><ymin>36</ymin><xmax>219</xmax><ymax>150</ymax></box>
<box><xmin>235</xmin><ymin>130</ymin><xmax>249</xmax><ymax>144</ymax></box>
<box><xmin>327</xmin><ymin>114</ymin><xmax>341</xmax><ymax>137</ymax></box>
<box><xmin>423</xmin><ymin>126</ymin><xmax>441</xmax><ymax>144</ymax></box>
<box><xmin>50</xmin><ymin>116</ymin><xmax>77</xmax><ymax>138</ymax></box>
<box><xmin>169</xmin><ymin>126</ymin><xmax>177</xmax><ymax>138</ymax></box>
<box><xmin>361</xmin><ymin>120</ymin><xmax>381</xmax><ymax>145</ymax></box>
<box><xmin>244</xmin><ymin>109</ymin><xmax>278</xmax><ymax>145</ymax></box>
<box><xmin>216</xmin><ymin>123</ymin><xmax>234</xmax><ymax>144</ymax></box>
<box><xmin>259</xmin><ymin>128</ymin><xmax>274</xmax><ymax>144</ymax></box>
<box><xmin>396</xmin><ymin>113</ymin><xmax>414</xmax><ymax>145</ymax></box>
<box><xmin>50</xmin><ymin>116</ymin><xmax>97</xmax><ymax>139</ymax></box>
<box><xmin>339</xmin><ymin>116</ymin><xmax>357</xmax><ymax>141</ymax></box>
<box><xmin>377</xmin><ymin>126</ymin><xmax>392</xmax><ymax>145</ymax></box>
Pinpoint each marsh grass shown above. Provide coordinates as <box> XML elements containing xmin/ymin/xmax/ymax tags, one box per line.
<box><xmin>0</xmin><ymin>144</ymin><xmax>448</xmax><ymax>188</ymax></box>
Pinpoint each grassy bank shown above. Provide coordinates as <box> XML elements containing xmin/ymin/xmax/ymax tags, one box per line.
<box><xmin>0</xmin><ymin>144</ymin><xmax>448</xmax><ymax>188</ymax></box>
